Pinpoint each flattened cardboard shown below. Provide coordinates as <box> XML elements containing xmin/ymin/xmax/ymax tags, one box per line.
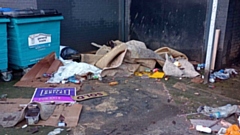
<box><xmin>36</xmin><ymin>103</ymin><xmax>82</xmax><ymax>127</ymax></box>
<box><xmin>0</xmin><ymin>98</ymin><xmax>30</xmax><ymax>127</ymax></box>
<box><xmin>14</xmin><ymin>52</ymin><xmax>81</xmax><ymax>89</ymax></box>
<box><xmin>72</xmin><ymin>91</ymin><xmax>108</xmax><ymax>102</ymax></box>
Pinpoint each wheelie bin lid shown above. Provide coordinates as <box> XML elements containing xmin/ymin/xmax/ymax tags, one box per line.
<box><xmin>0</xmin><ymin>7</ymin><xmax>14</xmax><ymax>12</ymax></box>
<box><xmin>0</xmin><ymin>12</ymin><xmax>10</xmax><ymax>22</ymax></box>
<box><xmin>2</xmin><ymin>9</ymin><xmax>62</xmax><ymax>18</ymax></box>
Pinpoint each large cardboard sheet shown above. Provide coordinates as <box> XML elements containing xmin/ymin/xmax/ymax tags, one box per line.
<box><xmin>14</xmin><ymin>52</ymin><xmax>82</xmax><ymax>89</ymax></box>
<box><xmin>0</xmin><ymin>98</ymin><xmax>30</xmax><ymax>127</ymax></box>
<box><xmin>36</xmin><ymin>103</ymin><xmax>82</xmax><ymax>127</ymax></box>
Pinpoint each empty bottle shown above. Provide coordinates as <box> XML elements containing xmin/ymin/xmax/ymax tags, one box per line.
<box><xmin>210</xmin><ymin>111</ymin><xmax>228</xmax><ymax>119</ymax></box>
<box><xmin>68</xmin><ymin>76</ymin><xmax>80</xmax><ymax>84</ymax></box>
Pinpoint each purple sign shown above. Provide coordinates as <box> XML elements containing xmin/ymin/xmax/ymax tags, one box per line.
<box><xmin>31</xmin><ymin>87</ymin><xmax>76</xmax><ymax>103</ymax></box>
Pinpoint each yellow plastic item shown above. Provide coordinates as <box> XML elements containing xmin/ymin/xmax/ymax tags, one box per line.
<box><xmin>225</xmin><ymin>125</ymin><xmax>240</xmax><ymax>135</ymax></box>
<box><xmin>135</xmin><ymin>71</ymin><xmax>164</xmax><ymax>79</ymax></box>
<box><xmin>149</xmin><ymin>71</ymin><xmax>165</xmax><ymax>79</ymax></box>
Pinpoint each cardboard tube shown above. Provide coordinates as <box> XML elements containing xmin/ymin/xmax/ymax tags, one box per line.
<box><xmin>211</xmin><ymin>29</ymin><xmax>220</xmax><ymax>70</ymax></box>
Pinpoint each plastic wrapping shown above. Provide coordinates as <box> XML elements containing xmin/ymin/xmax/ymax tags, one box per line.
<box><xmin>47</xmin><ymin>61</ymin><xmax>102</xmax><ymax>83</ymax></box>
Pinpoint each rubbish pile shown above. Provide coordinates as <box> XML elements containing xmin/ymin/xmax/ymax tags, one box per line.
<box><xmin>2</xmin><ymin>39</ymin><xmax>239</xmax><ymax>134</ymax></box>
<box><xmin>0</xmin><ymin>87</ymin><xmax>110</xmax><ymax>134</ymax></box>
<box><xmin>185</xmin><ymin>104</ymin><xmax>240</xmax><ymax>134</ymax></box>
<box><xmin>79</xmin><ymin>40</ymin><xmax>199</xmax><ymax>79</ymax></box>
<box><xmin>9</xmin><ymin>40</ymin><xmax>201</xmax><ymax>133</ymax></box>
<box><xmin>0</xmin><ymin>88</ymin><xmax>82</xmax><ymax>128</ymax></box>
<box><xmin>209</xmin><ymin>68</ymin><xmax>238</xmax><ymax>83</ymax></box>
<box><xmin>14</xmin><ymin>40</ymin><xmax>201</xmax><ymax>88</ymax></box>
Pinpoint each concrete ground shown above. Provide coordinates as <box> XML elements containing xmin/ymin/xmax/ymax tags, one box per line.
<box><xmin>0</xmin><ymin>66</ymin><xmax>240</xmax><ymax>135</ymax></box>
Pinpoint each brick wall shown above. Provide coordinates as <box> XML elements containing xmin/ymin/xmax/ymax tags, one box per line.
<box><xmin>229</xmin><ymin>0</ymin><xmax>240</xmax><ymax>63</ymax></box>
<box><xmin>0</xmin><ymin>0</ymin><xmax>37</xmax><ymax>9</ymax></box>
<box><xmin>216</xmin><ymin>0</ymin><xmax>240</xmax><ymax>67</ymax></box>
<box><xmin>37</xmin><ymin>0</ymin><xmax>120</xmax><ymax>53</ymax></box>
<box><xmin>215</xmin><ymin>0</ymin><xmax>230</xmax><ymax>68</ymax></box>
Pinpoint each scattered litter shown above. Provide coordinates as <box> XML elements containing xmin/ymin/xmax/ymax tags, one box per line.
<box><xmin>209</xmin><ymin>75</ymin><xmax>215</xmax><ymax>83</ymax></box>
<box><xmin>66</xmin><ymin>128</ymin><xmax>71</xmax><ymax>132</ymax></box>
<box><xmin>190</xmin><ymin>119</ymin><xmax>229</xmax><ymax>133</ymax></box>
<box><xmin>109</xmin><ymin>81</ymin><xmax>119</xmax><ymax>86</ymax></box>
<box><xmin>22</xmin><ymin>124</ymin><xmax>27</xmax><ymax>129</ymax></box>
<box><xmin>25</xmin><ymin>105</ymin><xmax>40</xmax><ymax>125</ymax></box>
<box><xmin>145</xmin><ymin>68</ymin><xmax>151</xmax><ymax>72</ymax></box>
<box><xmin>174</xmin><ymin>61</ymin><xmax>181</xmax><ymax>67</ymax></box>
<box><xmin>135</xmin><ymin>71</ymin><xmax>164</xmax><ymax>79</ymax></box>
<box><xmin>60</xmin><ymin>46</ymin><xmax>79</xmax><ymax>60</ymax></box>
<box><xmin>36</xmin><ymin>103</ymin><xmax>82</xmax><ymax>127</ymax></box>
<box><xmin>0</xmin><ymin>98</ymin><xmax>30</xmax><ymax>128</ymax></box>
<box><xmin>115</xmin><ymin>113</ymin><xmax>123</xmax><ymax>117</ymax></box>
<box><xmin>209</xmin><ymin>68</ymin><xmax>238</xmax><ymax>82</ymax></box>
<box><xmin>14</xmin><ymin>53</ymin><xmax>81</xmax><ymax>88</ymax></box>
<box><xmin>194</xmin><ymin>93</ymin><xmax>200</xmax><ymax>96</ymax></box>
<box><xmin>148</xmin><ymin>71</ymin><xmax>165</xmax><ymax>79</ymax></box>
<box><xmin>163</xmin><ymin>53</ymin><xmax>199</xmax><ymax>78</ymax></box>
<box><xmin>47</xmin><ymin>61</ymin><xmax>102</xmax><ymax>84</ymax></box>
<box><xmin>225</xmin><ymin>68</ymin><xmax>238</xmax><ymax>75</ymax></box>
<box><xmin>58</xmin><ymin>122</ymin><xmax>66</xmax><ymax>127</ymax></box>
<box><xmin>213</xmin><ymin>70</ymin><xmax>229</xmax><ymax>80</ymax></box>
<box><xmin>42</xmin><ymin>73</ymin><xmax>54</xmax><ymax>78</ymax></box>
<box><xmin>196</xmin><ymin>125</ymin><xmax>212</xmax><ymax>133</ymax></box>
<box><xmin>220</xmin><ymin>120</ymin><xmax>232</xmax><ymax>127</ymax></box>
<box><xmin>47</xmin><ymin>128</ymin><xmax>64</xmax><ymax>135</ymax></box>
<box><xmin>217</xmin><ymin>127</ymin><xmax>227</xmax><ymax>135</ymax></box>
<box><xmin>197</xmin><ymin>104</ymin><xmax>240</xmax><ymax>119</ymax></box>
<box><xmin>152</xmin><ymin>68</ymin><xmax>159</xmax><ymax>72</ymax></box>
<box><xmin>154</xmin><ymin>47</ymin><xmax>188</xmax><ymax>66</ymax></box>
<box><xmin>58</xmin><ymin>115</ymin><xmax>66</xmax><ymax>127</ymax></box>
<box><xmin>197</xmin><ymin>63</ymin><xmax>205</xmax><ymax>70</ymax></box>
<box><xmin>225</xmin><ymin>125</ymin><xmax>240</xmax><ymax>135</ymax></box>
<box><xmin>67</xmin><ymin>76</ymin><xmax>81</xmax><ymax>84</ymax></box>
<box><xmin>208</xmin><ymin>85</ymin><xmax>215</xmax><ymax>88</ymax></box>
<box><xmin>177</xmin><ymin>112</ymin><xmax>199</xmax><ymax>117</ymax></box>
<box><xmin>0</xmin><ymin>94</ymin><xmax>7</xmax><ymax>101</ymax></box>
<box><xmin>191</xmin><ymin>77</ymin><xmax>203</xmax><ymax>84</ymax></box>
<box><xmin>72</xmin><ymin>91</ymin><xmax>108</xmax><ymax>102</ymax></box>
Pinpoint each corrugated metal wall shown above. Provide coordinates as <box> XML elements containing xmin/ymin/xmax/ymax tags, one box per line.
<box><xmin>130</xmin><ymin>0</ymin><xmax>208</xmax><ymax>62</ymax></box>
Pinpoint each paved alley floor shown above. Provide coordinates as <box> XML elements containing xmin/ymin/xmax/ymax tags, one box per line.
<box><xmin>0</xmin><ymin>66</ymin><xmax>240</xmax><ymax>135</ymax></box>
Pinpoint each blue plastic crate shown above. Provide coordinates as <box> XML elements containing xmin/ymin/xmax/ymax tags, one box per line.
<box><xmin>0</xmin><ymin>18</ymin><xmax>10</xmax><ymax>72</ymax></box>
<box><xmin>7</xmin><ymin>15</ymin><xmax>63</xmax><ymax>69</ymax></box>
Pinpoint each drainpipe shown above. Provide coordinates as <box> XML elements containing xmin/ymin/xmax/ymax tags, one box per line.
<box><xmin>204</xmin><ymin>0</ymin><xmax>219</xmax><ymax>84</ymax></box>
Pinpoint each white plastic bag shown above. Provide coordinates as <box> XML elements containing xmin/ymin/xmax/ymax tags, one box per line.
<box><xmin>47</xmin><ymin>61</ymin><xmax>102</xmax><ymax>83</ymax></box>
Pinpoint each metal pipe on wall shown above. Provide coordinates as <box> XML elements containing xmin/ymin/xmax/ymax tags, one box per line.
<box><xmin>204</xmin><ymin>0</ymin><xmax>219</xmax><ymax>84</ymax></box>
